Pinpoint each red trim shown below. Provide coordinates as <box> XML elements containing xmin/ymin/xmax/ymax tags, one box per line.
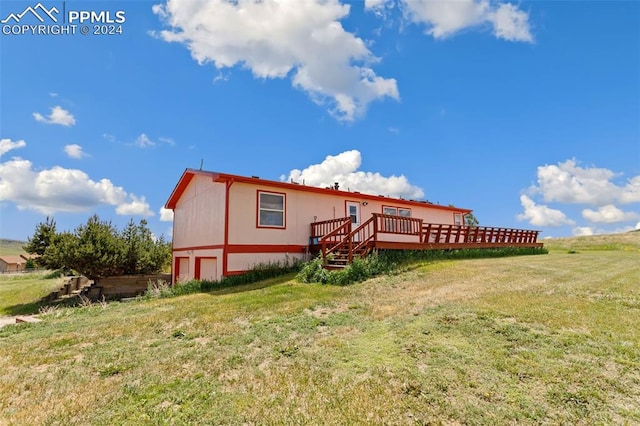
<box><xmin>174</xmin><ymin>257</ymin><xmax>188</xmax><ymax>283</ymax></box>
<box><xmin>227</xmin><ymin>244</ymin><xmax>305</xmax><ymax>253</ymax></box>
<box><xmin>165</xmin><ymin>169</ymin><xmax>471</xmax><ymax>214</ymax></box>
<box><xmin>217</xmin><ymin>173</ymin><xmax>470</xmax><ymax>213</ymax></box>
<box><xmin>195</xmin><ymin>256</ymin><xmax>217</xmax><ymax>280</ymax></box>
<box><xmin>165</xmin><ymin>171</ymin><xmax>197</xmax><ymax>209</ymax></box>
<box><xmin>173</xmin><ymin>244</ymin><xmax>224</xmax><ymax>252</ymax></box>
<box><xmin>225</xmin><ymin>270</ymin><xmax>246</xmax><ymax>276</ymax></box>
<box><xmin>194</xmin><ymin>257</ymin><xmax>201</xmax><ymax>280</ymax></box>
<box><xmin>173</xmin><ymin>244</ymin><xmax>307</xmax><ymax>253</ymax></box>
<box><xmin>223</xmin><ymin>179</ymin><xmax>233</xmax><ymax>277</ymax></box>
<box><xmin>256</xmin><ymin>190</ymin><xmax>287</xmax><ymax>229</ymax></box>
<box><xmin>174</xmin><ymin>244</ymin><xmax>306</xmax><ymax>254</ymax></box>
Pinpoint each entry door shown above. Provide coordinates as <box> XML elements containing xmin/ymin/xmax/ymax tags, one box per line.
<box><xmin>346</xmin><ymin>201</ymin><xmax>361</xmax><ymax>241</ymax></box>
<box><xmin>346</xmin><ymin>201</ymin><xmax>360</xmax><ymax>227</ymax></box>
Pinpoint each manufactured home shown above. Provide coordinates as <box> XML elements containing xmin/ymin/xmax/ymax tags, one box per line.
<box><xmin>165</xmin><ymin>169</ymin><xmax>541</xmax><ymax>283</ymax></box>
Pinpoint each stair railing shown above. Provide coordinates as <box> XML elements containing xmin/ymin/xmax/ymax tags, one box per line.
<box><xmin>318</xmin><ymin>218</ymin><xmax>352</xmax><ymax>264</ymax></box>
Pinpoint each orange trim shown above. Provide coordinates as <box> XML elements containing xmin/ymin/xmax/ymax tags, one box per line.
<box><xmin>256</xmin><ymin>190</ymin><xmax>287</xmax><ymax>229</ymax></box>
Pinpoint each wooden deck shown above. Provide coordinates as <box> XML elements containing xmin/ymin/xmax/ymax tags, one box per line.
<box><xmin>311</xmin><ymin>214</ymin><xmax>542</xmax><ymax>268</ymax></box>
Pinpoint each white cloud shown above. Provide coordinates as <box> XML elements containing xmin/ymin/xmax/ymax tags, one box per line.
<box><xmin>582</xmin><ymin>205</ymin><xmax>640</xmax><ymax>224</ymax></box>
<box><xmin>135</xmin><ymin>133</ymin><xmax>156</xmax><ymax>148</ymax></box>
<box><xmin>159</xmin><ymin>207</ymin><xmax>174</xmax><ymax>222</ymax></box>
<box><xmin>573</xmin><ymin>226</ymin><xmax>595</xmax><ymax>237</ymax></box>
<box><xmin>33</xmin><ymin>106</ymin><xmax>76</xmax><ymax>126</ymax></box>
<box><xmin>64</xmin><ymin>144</ymin><xmax>88</xmax><ymax>159</ymax></box>
<box><xmin>490</xmin><ymin>3</ymin><xmax>533</xmax><ymax>42</ymax></box>
<box><xmin>282</xmin><ymin>149</ymin><xmax>424</xmax><ymax>199</ymax></box>
<box><xmin>402</xmin><ymin>0</ymin><xmax>533</xmax><ymax>42</ymax></box>
<box><xmin>153</xmin><ymin>0</ymin><xmax>399</xmax><ymax>121</ymax></box>
<box><xmin>116</xmin><ymin>195</ymin><xmax>154</xmax><ymax>216</ymax></box>
<box><xmin>517</xmin><ymin>195</ymin><xmax>575</xmax><ymax>227</ymax></box>
<box><xmin>365</xmin><ymin>0</ymin><xmax>389</xmax><ymax>9</ymax></box>
<box><xmin>0</xmin><ymin>157</ymin><xmax>153</xmax><ymax>216</ymax></box>
<box><xmin>533</xmin><ymin>159</ymin><xmax>640</xmax><ymax>205</ymax></box>
<box><xmin>0</xmin><ymin>138</ymin><xmax>26</xmax><ymax>157</ymax></box>
<box><xmin>620</xmin><ymin>176</ymin><xmax>640</xmax><ymax>204</ymax></box>
<box><xmin>365</xmin><ymin>0</ymin><xmax>395</xmax><ymax>19</ymax></box>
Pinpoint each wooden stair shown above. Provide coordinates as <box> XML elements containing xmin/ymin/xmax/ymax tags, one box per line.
<box><xmin>41</xmin><ymin>276</ymin><xmax>94</xmax><ymax>303</ymax></box>
<box><xmin>325</xmin><ymin>245</ymin><xmax>372</xmax><ymax>269</ymax></box>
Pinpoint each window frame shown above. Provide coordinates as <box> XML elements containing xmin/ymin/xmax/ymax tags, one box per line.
<box><xmin>257</xmin><ymin>190</ymin><xmax>286</xmax><ymax>229</ymax></box>
<box><xmin>381</xmin><ymin>206</ymin><xmax>412</xmax><ymax>233</ymax></box>
<box><xmin>453</xmin><ymin>213</ymin><xmax>462</xmax><ymax>226</ymax></box>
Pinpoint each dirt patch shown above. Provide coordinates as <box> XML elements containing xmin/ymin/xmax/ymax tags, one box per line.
<box><xmin>0</xmin><ymin>315</ymin><xmax>39</xmax><ymax>328</ymax></box>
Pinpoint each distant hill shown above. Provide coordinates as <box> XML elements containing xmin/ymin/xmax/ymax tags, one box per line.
<box><xmin>543</xmin><ymin>231</ymin><xmax>640</xmax><ymax>252</ymax></box>
<box><xmin>0</xmin><ymin>239</ymin><xmax>27</xmax><ymax>256</ymax></box>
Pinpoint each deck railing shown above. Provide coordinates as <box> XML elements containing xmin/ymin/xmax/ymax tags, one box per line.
<box><xmin>310</xmin><ymin>215</ymin><xmax>541</xmax><ymax>267</ymax></box>
<box><xmin>311</xmin><ymin>217</ymin><xmax>351</xmax><ymax>242</ymax></box>
<box><xmin>375</xmin><ymin>213</ymin><xmax>423</xmax><ymax>236</ymax></box>
<box><xmin>422</xmin><ymin>224</ymin><xmax>540</xmax><ymax>244</ymax></box>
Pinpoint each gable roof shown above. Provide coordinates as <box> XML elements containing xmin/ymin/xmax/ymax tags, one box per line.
<box><xmin>165</xmin><ymin>168</ymin><xmax>472</xmax><ymax>214</ymax></box>
<box><xmin>0</xmin><ymin>255</ymin><xmax>27</xmax><ymax>265</ymax></box>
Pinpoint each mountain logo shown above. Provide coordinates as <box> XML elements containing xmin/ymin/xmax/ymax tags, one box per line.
<box><xmin>1</xmin><ymin>3</ymin><xmax>59</xmax><ymax>24</ymax></box>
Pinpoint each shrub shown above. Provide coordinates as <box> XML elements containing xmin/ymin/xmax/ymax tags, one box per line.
<box><xmin>147</xmin><ymin>258</ymin><xmax>303</xmax><ymax>299</ymax></box>
<box><xmin>297</xmin><ymin>247</ymin><xmax>547</xmax><ymax>285</ymax></box>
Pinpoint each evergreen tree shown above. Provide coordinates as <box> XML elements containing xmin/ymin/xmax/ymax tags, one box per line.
<box><xmin>23</xmin><ymin>216</ymin><xmax>57</xmax><ymax>267</ymax></box>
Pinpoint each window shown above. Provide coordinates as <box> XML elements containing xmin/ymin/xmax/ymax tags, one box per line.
<box><xmin>398</xmin><ymin>208</ymin><xmax>412</xmax><ymax>232</ymax></box>
<box><xmin>258</xmin><ymin>191</ymin><xmax>285</xmax><ymax>228</ymax></box>
<box><xmin>348</xmin><ymin>204</ymin><xmax>358</xmax><ymax>224</ymax></box>
<box><xmin>454</xmin><ymin>213</ymin><xmax>462</xmax><ymax>226</ymax></box>
<box><xmin>382</xmin><ymin>207</ymin><xmax>397</xmax><ymax>232</ymax></box>
<box><xmin>382</xmin><ymin>206</ymin><xmax>412</xmax><ymax>232</ymax></box>
<box><xmin>383</xmin><ymin>206</ymin><xmax>397</xmax><ymax>216</ymax></box>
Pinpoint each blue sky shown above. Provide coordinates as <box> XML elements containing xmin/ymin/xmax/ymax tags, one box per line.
<box><xmin>1</xmin><ymin>0</ymin><xmax>639</xmax><ymax>242</ymax></box>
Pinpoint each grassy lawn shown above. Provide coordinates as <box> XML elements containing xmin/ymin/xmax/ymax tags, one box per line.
<box><xmin>0</xmin><ymin>272</ymin><xmax>63</xmax><ymax>316</ymax></box>
<box><xmin>0</xmin><ymin>234</ymin><xmax>638</xmax><ymax>424</ymax></box>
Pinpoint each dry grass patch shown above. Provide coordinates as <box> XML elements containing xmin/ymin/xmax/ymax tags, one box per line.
<box><xmin>0</xmin><ymin>235</ymin><xmax>639</xmax><ymax>424</ymax></box>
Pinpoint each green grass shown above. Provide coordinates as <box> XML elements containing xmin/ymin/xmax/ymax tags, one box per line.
<box><xmin>543</xmin><ymin>231</ymin><xmax>640</xmax><ymax>252</ymax></box>
<box><xmin>0</xmin><ymin>238</ymin><xmax>27</xmax><ymax>256</ymax></box>
<box><xmin>0</xmin><ymin>233</ymin><xmax>639</xmax><ymax>424</ymax></box>
<box><xmin>0</xmin><ymin>272</ymin><xmax>63</xmax><ymax>315</ymax></box>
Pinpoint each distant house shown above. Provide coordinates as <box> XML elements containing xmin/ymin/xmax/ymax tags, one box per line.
<box><xmin>20</xmin><ymin>253</ymin><xmax>39</xmax><ymax>262</ymax></box>
<box><xmin>0</xmin><ymin>255</ymin><xmax>27</xmax><ymax>273</ymax></box>
<box><xmin>166</xmin><ymin>169</ymin><xmax>540</xmax><ymax>283</ymax></box>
